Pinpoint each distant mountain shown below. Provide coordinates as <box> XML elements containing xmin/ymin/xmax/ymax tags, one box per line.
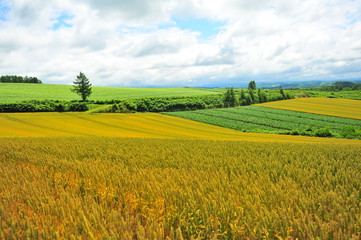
<box><xmin>256</xmin><ymin>80</ymin><xmax>333</xmax><ymax>89</ymax></box>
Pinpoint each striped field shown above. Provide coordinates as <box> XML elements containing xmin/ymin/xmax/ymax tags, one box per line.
<box><xmin>0</xmin><ymin>112</ymin><xmax>359</xmax><ymax>144</ymax></box>
<box><xmin>257</xmin><ymin>97</ymin><xmax>361</xmax><ymax>120</ymax></box>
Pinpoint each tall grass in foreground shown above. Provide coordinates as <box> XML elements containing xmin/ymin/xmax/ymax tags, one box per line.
<box><xmin>0</xmin><ymin>137</ymin><xmax>360</xmax><ymax>239</ymax></box>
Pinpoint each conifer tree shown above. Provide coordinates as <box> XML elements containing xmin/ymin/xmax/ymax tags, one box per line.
<box><xmin>72</xmin><ymin>72</ymin><xmax>92</xmax><ymax>101</ymax></box>
<box><xmin>248</xmin><ymin>81</ymin><xmax>256</xmax><ymax>90</ymax></box>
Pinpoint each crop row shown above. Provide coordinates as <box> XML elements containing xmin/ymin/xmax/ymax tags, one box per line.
<box><xmin>214</xmin><ymin>107</ymin><xmax>356</xmax><ymax>130</ymax></box>
<box><xmin>166</xmin><ymin>106</ymin><xmax>361</xmax><ymax>138</ymax></box>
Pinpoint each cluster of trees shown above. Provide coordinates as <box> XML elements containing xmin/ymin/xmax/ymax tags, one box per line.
<box><xmin>320</xmin><ymin>81</ymin><xmax>361</xmax><ymax>91</ymax></box>
<box><xmin>0</xmin><ymin>75</ymin><xmax>42</xmax><ymax>83</ymax></box>
<box><xmin>223</xmin><ymin>81</ymin><xmax>293</xmax><ymax>107</ymax></box>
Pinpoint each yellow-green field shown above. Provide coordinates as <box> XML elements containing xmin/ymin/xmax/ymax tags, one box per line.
<box><xmin>1</xmin><ymin>112</ymin><xmax>361</xmax><ymax>239</ymax></box>
<box><xmin>257</xmin><ymin>97</ymin><xmax>361</xmax><ymax>120</ymax></box>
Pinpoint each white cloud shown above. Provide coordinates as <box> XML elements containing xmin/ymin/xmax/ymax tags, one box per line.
<box><xmin>0</xmin><ymin>0</ymin><xmax>360</xmax><ymax>86</ymax></box>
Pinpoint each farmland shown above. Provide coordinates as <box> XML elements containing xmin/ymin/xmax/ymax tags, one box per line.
<box><xmin>0</xmin><ymin>83</ymin><xmax>217</xmax><ymax>103</ymax></box>
<box><xmin>1</xmin><ymin>95</ymin><xmax>361</xmax><ymax>239</ymax></box>
<box><xmin>257</xmin><ymin>97</ymin><xmax>361</xmax><ymax>120</ymax></box>
<box><xmin>165</xmin><ymin>105</ymin><xmax>361</xmax><ymax>138</ymax></box>
<box><xmin>0</xmin><ymin>112</ymin><xmax>352</xmax><ymax>143</ymax></box>
<box><xmin>1</xmin><ymin>137</ymin><xmax>361</xmax><ymax>239</ymax></box>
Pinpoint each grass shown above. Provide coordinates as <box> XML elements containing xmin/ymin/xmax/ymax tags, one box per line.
<box><xmin>257</xmin><ymin>97</ymin><xmax>361</xmax><ymax>120</ymax></box>
<box><xmin>0</xmin><ymin>137</ymin><xmax>360</xmax><ymax>239</ymax></box>
<box><xmin>0</xmin><ymin>83</ymin><xmax>218</xmax><ymax>103</ymax></box>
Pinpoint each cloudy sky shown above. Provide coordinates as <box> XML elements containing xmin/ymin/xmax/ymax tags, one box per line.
<box><xmin>0</xmin><ymin>0</ymin><xmax>360</xmax><ymax>87</ymax></box>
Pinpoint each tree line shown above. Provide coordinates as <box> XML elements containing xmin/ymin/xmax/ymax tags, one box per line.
<box><xmin>106</xmin><ymin>82</ymin><xmax>294</xmax><ymax>113</ymax></box>
<box><xmin>223</xmin><ymin>81</ymin><xmax>292</xmax><ymax>107</ymax></box>
<box><xmin>0</xmin><ymin>75</ymin><xmax>42</xmax><ymax>83</ymax></box>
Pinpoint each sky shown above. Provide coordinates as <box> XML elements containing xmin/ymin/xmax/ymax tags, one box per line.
<box><xmin>0</xmin><ymin>0</ymin><xmax>360</xmax><ymax>87</ymax></box>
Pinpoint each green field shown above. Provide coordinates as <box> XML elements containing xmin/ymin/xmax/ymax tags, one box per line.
<box><xmin>289</xmin><ymin>89</ymin><xmax>361</xmax><ymax>100</ymax></box>
<box><xmin>165</xmin><ymin>106</ymin><xmax>361</xmax><ymax>138</ymax></box>
<box><xmin>0</xmin><ymin>83</ymin><xmax>218</xmax><ymax>103</ymax></box>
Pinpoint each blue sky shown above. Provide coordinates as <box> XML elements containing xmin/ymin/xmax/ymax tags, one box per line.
<box><xmin>51</xmin><ymin>12</ymin><xmax>73</xmax><ymax>30</ymax></box>
<box><xmin>0</xmin><ymin>1</ymin><xmax>9</xmax><ymax>21</ymax></box>
<box><xmin>0</xmin><ymin>0</ymin><xmax>360</xmax><ymax>87</ymax></box>
<box><xmin>172</xmin><ymin>18</ymin><xmax>225</xmax><ymax>39</ymax></box>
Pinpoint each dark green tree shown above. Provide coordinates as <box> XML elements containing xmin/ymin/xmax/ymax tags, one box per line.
<box><xmin>248</xmin><ymin>89</ymin><xmax>258</xmax><ymax>103</ymax></box>
<box><xmin>223</xmin><ymin>87</ymin><xmax>237</xmax><ymax>107</ymax></box>
<box><xmin>230</xmin><ymin>88</ymin><xmax>238</xmax><ymax>107</ymax></box>
<box><xmin>248</xmin><ymin>81</ymin><xmax>256</xmax><ymax>90</ymax></box>
<box><xmin>239</xmin><ymin>89</ymin><xmax>247</xmax><ymax>106</ymax></box>
<box><xmin>72</xmin><ymin>72</ymin><xmax>92</xmax><ymax>101</ymax></box>
<box><xmin>280</xmin><ymin>87</ymin><xmax>286</xmax><ymax>100</ymax></box>
<box><xmin>223</xmin><ymin>88</ymin><xmax>231</xmax><ymax>107</ymax></box>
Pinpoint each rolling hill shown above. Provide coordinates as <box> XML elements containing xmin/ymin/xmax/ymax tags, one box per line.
<box><xmin>0</xmin><ymin>83</ymin><xmax>218</xmax><ymax>103</ymax></box>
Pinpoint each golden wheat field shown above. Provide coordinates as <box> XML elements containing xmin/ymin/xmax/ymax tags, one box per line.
<box><xmin>0</xmin><ymin>112</ymin><xmax>361</xmax><ymax>239</ymax></box>
<box><xmin>0</xmin><ymin>137</ymin><xmax>360</xmax><ymax>239</ymax></box>
<box><xmin>256</xmin><ymin>97</ymin><xmax>361</xmax><ymax>119</ymax></box>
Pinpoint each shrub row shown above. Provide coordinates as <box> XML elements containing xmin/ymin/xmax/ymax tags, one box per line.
<box><xmin>109</xmin><ymin>95</ymin><xmax>224</xmax><ymax>113</ymax></box>
<box><xmin>0</xmin><ymin>102</ymin><xmax>88</xmax><ymax>113</ymax></box>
